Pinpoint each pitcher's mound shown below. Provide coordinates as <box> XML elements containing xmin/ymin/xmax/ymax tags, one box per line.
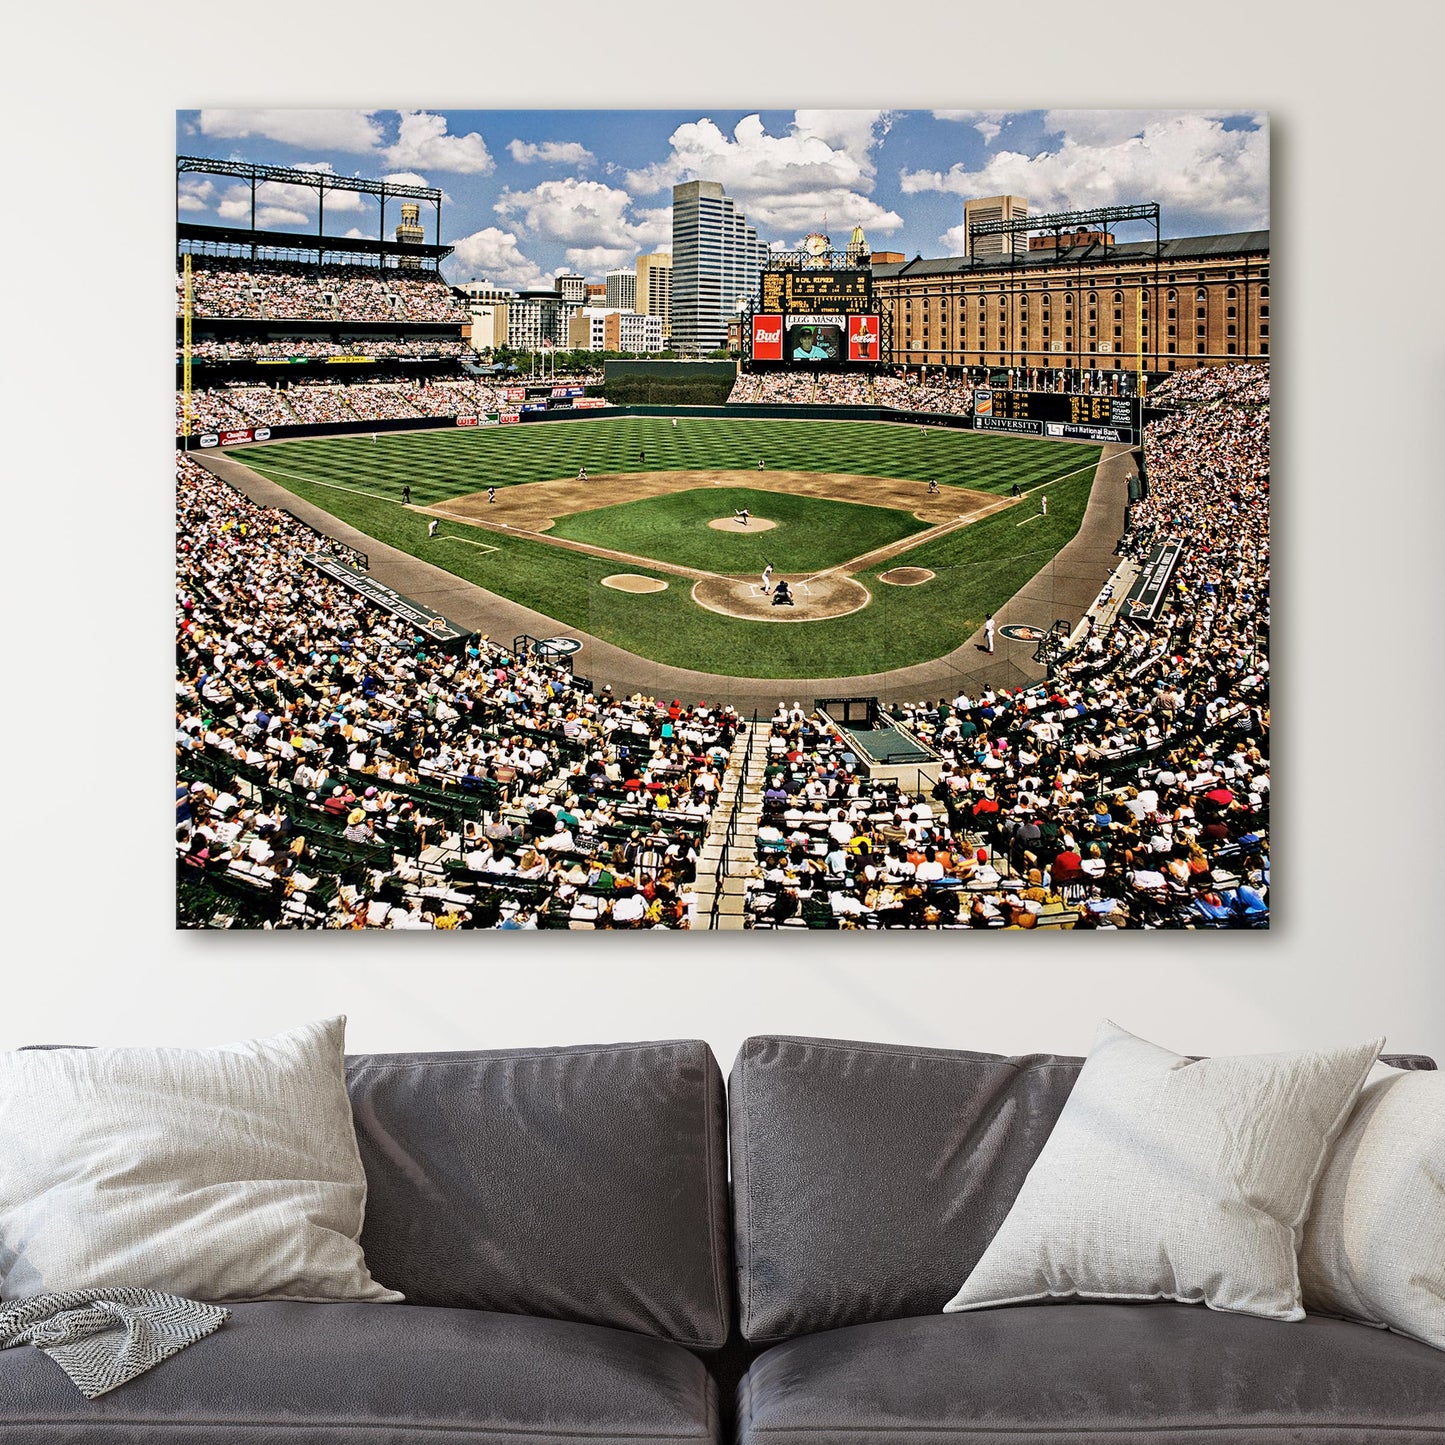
<box><xmin>707</xmin><ymin>516</ymin><xmax>778</xmax><ymax>533</ymax></box>
<box><xmin>601</xmin><ymin>574</ymin><xmax>668</xmax><ymax>593</ymax></box>
<box><xmin>692</xmin><ymin>573</ymin><xmax>869</xmax><ymax>622</ymax></box>
<box><xmin>879</xmin><ymin>567</ymin><xmax>936</xmax><ymax>586</ymax></box>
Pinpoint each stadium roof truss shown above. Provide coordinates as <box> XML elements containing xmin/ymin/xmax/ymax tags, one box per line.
<box><xmin>176</xmin><ymin>156</ymin><xmax>449</xmax><ymax>264</ymax></box>
<box><xmin>969</xmin><ymin>202</ymin><xmax>1162</xmax><ymax>265</ymax></box>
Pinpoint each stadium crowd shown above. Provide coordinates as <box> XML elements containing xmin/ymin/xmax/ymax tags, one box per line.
<box><xmin>179</xmin><ymin>256</ymin><xmax>468</xmax><ymax>324</ymax></box>
<box><xmin>182</xmin><ymin>338</ymin><xmax>470</xmax><ymax>362</ymax></box>
<box><xmin>175</xmin><ymin>455</ymin><xmax>739</xmax><ymax>929</ymax></box>
<box><xmin>741</xmin><ymin>364</ymin><xmax>1270</xmax><ymax>929</ymax></box>
<box><xmin>727</xmin><ymin>369</ymin><xmax>976</xmax><ymax>414</ymax></box>
<box><xmin>177</xmin><ymin>378</ymin><xmax>511</xmax><ymax>434</ymax></box>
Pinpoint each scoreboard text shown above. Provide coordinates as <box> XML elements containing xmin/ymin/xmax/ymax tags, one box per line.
<box><xmin>760</xmin><ymin>267</ymin><xmax>873</xmax><ymax>317</ymax></box>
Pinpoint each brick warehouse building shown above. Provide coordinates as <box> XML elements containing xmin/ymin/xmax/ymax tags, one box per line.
<box><xmin>870</xmin><ymin>229</ymin><xmax>1269</xmax><ymax>376</ymax></box>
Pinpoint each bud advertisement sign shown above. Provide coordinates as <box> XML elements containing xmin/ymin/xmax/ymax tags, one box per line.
<box><xmin>752</xmin><ymin>313</ymin><xmax>784</xmax><ymax>361</ymax></box>
<box><xmin>847</xmin><ymin>314</ymin><xmax>880</xmax><ymax>362</ymax></box>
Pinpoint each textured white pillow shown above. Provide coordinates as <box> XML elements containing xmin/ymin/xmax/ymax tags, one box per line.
<box><xmin>1299</xmin><ymin>1063</ymin><xmax>1444</xmax><ymax>1348</ymax></box>
<box><xmin>0</xmin><ymin>1017</ymin><xmax>402</xmax><ymax>1304</ymax></box>
<box><xmin>944</xmin><ymin>1021</ymin><xmax>1383</xmax><ymax>1322</ymax></box>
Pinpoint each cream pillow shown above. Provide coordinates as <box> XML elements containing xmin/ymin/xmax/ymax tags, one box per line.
<box><xmin>1299</xmin><ymin>1063</ymin><xmax>1444</xmax><ymax>1348</ymax></box>
<box><xmin>0</xmin><ymin>1017</ymin><xmax>402</xmax><ymax>1304</ymax></box>
<box><xmin>944</xmin><ymin>1021</ymin><xmax>1383</xmax><ymax>1322</ymax></box>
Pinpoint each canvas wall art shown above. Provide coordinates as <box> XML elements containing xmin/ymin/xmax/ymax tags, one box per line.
<box><xmin>174</xmin><ymin>108</ymin><xmax>1270</xmax><ymax>930</ymax></box>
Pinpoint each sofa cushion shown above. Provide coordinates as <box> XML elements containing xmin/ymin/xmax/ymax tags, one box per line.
<box><xmin>346</xmin><ymin>1040</ymin><xmax>730</xmax><ymax>1347</ymax></box>
<box><xmin>943</xmin><ymin>1022</ymin><xmax>1383</xmax><ymax>1323</ymax></box>
<box><xmin>736</xmin><ymin>1305</ymin><xmax>1445</xmax><ymax>1444</ymax></box>
<box><xmin>729</xmin><ymin>1035</ymin><xmax>1436</xmax><ymax>1344</ymax></box>
<box><xmin>730</xmin><ymin>1035</ymin><xmax>1082</xmax><ymax>1342</ymax></box>
<box><xmin>0</xmin><ymin>1018</ymin><xmax>399</xmax><ymax>1305</ymax></box>
<box><xmin>1</xmin><ymin>1301</ymin><xmax>720</xmax><ymax>1444</ymax></box>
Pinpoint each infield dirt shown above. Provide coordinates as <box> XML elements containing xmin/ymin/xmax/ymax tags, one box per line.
<box><xmin>431</xmin><ymin>468</ymin><xmax>1004</xmax><ymax>534</ymax></box>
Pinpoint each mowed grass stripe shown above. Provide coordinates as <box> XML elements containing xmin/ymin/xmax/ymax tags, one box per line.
<box><xmin>250</xmin><ymin>452</ymin><xmax>1099</xmax><ymax>679</ymax></box>
<box><xmin>245</xmin><ymin>414</ymin><xmax>1091</xmax><ymax>505</ymax></box>
<box><xmin>548</xmin><ymin>487</ymin><xmax>929</xmax><ymax>574</ymax></box>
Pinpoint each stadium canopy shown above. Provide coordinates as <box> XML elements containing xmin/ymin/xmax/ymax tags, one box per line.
<box><xmin>176</xmin><ymin>156</ymin><xmax>452</xmax><ymax>265</ymax></box>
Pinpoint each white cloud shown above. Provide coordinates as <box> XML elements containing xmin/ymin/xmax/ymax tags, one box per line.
<box><xmin>562</xmin><ymin>245</ymin><xmax>636</xmax><ymax>274</ymax></box>
<box><xmin>508</xmin><ymin>139</ymin><xmax>595</xmax><ymax>167</ymax></box>
<box><xmin>177</xmin><ymin>177</ymin><xmax>214</xmax><ymax>213</ymax></box>
<box><xmin>1040</xmin><ymin>109</ymin><xmax>1230</xmax><ymax>147</ymax></box>
<box><xmin>624</xmin><ymin>111</ymin><xmax>904</xmax><ymax>238</ymax></box>
<box><xmin>253</xmin><ymin>205</ymin><xmax>312</xmax><ymax>228</ymax></box>
<box><xmin>901</xmin><ymin>112</ymin><xmax>1269</xmax><ymax>241</ymax></box>
<box><xmin>494</xmin><ymin>178</ymin><xmax>669</xmax><ymax>273</ymax></box>
<box><xmin>445</xmin><ymin>227</ymin><xmax>553</xmax><ymax>290</ymax></box>
<box><xmin>384</xmin><ymin>111</ymin><xmax>493</xmax><ymax>174</ymax></box>
<box><xmin>214</xmin><ymin>178</ymin><xmax>365</xmax><ymax>225</ymax></box>
<box><xmin>197</xmin><ymin>109</ymin><xmax>383</xmax><ymax>152</ymax></box>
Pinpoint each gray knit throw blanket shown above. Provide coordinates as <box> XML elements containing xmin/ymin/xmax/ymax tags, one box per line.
<box><xmin>0</xmin><ymin>1289</ymin><xmax>230</xmax><ymax>1397</ymax></box>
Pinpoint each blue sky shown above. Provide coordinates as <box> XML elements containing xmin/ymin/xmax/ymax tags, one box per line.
<box><xmin>175</xmin><ymin>108</ymin><xmax>1268</xmax><ymax>291</ymax></box>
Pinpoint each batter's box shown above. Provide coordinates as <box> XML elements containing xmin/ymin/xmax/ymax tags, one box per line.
<box><xmin>749</xmin><ymin>582</ymin><xmax>813</xmax><ymax>597</ymax></box>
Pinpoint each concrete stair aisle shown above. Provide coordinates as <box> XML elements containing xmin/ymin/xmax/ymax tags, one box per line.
<box><xmin>694</xmin><ymin>720</ymin><xmax>773</xmax><ymax>930</ymax></box>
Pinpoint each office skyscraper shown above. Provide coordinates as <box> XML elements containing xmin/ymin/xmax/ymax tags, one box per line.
<box><xmin>670</xmin><ymin>181</ymin><xmax>769</xmax><ymax>354</ymax></box>
<box><xmin>963</xmin><ymin>196</ymin><xmax>1029</xmax><ymax>258</ymax></box>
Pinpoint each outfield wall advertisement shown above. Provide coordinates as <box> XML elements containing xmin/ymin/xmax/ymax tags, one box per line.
<box><xmin>1045</xmin><ymin>422</ymin><xmax>1131</xmax><ymax>442</ymax></box>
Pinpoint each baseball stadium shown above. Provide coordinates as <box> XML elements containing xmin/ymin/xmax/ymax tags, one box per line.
<box><xmin>176</xmin><ymin>155</ymin><xmax>1269</xmax><ymax>931</ymax></box>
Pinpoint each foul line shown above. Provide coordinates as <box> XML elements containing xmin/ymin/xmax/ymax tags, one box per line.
<box><xmin>432</xmin><ymin>536</ymin><xmax>499</xmax><ymax>554</ymax></box>
<box><xmin>243</xmin><ymin>464</ymin><xmax>392</xmax><ymax>502</ymax></box>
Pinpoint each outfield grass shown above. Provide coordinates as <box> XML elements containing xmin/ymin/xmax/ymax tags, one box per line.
<box><xmin>548</xmin><ymin>486</ymin><xmax>928</xmax><ymax>574</ymax></box>
<box><xmin>251</xmin><ymin>426</ymin><xmax>1100</xmax><ymax>678</ymax></box>
<box><xmin>244</xmin><ymin>413</ymin><xmax>1091</xmax><ymax>506</ymax></box>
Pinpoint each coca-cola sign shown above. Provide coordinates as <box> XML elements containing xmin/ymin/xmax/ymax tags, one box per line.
<box><xmin>752</xmin><ymin>313</ymin><xmax>784</xmax><ymax>361</ymax></box>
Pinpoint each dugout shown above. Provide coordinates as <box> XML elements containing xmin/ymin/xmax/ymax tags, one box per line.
<box><xmin>815</xmin><ymin>697</ymin><xmax>943</xmax><ymax>795</ymax></box>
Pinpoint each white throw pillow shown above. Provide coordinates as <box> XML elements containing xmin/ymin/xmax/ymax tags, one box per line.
<box><xmin>943</xmin><ymin>1021</ymin><xmax>1383</xmax><ymax>1322</ymax></box>
<box><xmin>1298</xmin><ymin>1063</ymin><xmax>1444</xmax><ymax>1348</ymax></box>
<box><xmin>0</xmin><ymin>1017</ymin><xmax>402</xmax><ymax>1304</ymax></box>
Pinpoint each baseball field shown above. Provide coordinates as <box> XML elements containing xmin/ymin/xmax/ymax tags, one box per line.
<box><xmin>235</xmin><ymin>413</ymin><xmax>1101</xmax><ymax>679</ymax></box>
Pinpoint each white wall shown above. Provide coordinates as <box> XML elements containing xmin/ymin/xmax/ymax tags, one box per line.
<box><xmin>4</xmin><ymin>6</ymin><xmax>1441</xmax><ymax>1065</ymax></box>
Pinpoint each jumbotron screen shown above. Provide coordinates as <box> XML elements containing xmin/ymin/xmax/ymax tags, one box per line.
<box><xmin>751</xmin><ymin>311</ymin><xmax>881</xmax><ymax>365</ymax></box>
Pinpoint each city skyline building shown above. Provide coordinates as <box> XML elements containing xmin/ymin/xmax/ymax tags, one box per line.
<box><xmin>636</xmin><ymin>252</ymin><xmax>671</xmax><ymax>338</ymax></box>
<box><xmin>964</xmin><ymin>196</ymin><xmax>1030</xmax><ymax>258</ymax></box>
<box><xmin>670</xmin><ymin>180</ymin><xmax>770</xmax><ymax>354</ymax></box>
<box><xmin>604</xmin><ymin>269</ymin><xmax>637</xmax><ymax>311</ymax></box>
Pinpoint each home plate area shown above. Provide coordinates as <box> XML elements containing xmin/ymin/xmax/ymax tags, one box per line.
<box><xmin>690</xmin><ymin>572</ymin><xmax>870</xmax><ymax>622</ymax></box>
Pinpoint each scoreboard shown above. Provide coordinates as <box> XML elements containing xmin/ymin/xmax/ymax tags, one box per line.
<box><xmin>976</xmin><ymin>391</ymin><xmax>1135</xmax><ymax>427</ymax></box>
<box><xmin>759</xmin><ymin>267</ymin><xmax>873</xmax><ymax>316</ymax></box>
<box><xmin>973</xmin><ymin>389</ymin><xmax>1138</xmax><ymax>442</ymax></box>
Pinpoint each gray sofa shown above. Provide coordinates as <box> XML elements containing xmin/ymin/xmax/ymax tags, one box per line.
<box><xmin>2</xmin><ymin>1036</ymin><xmax>1441</xmax><ymax>1443</ymax></box>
